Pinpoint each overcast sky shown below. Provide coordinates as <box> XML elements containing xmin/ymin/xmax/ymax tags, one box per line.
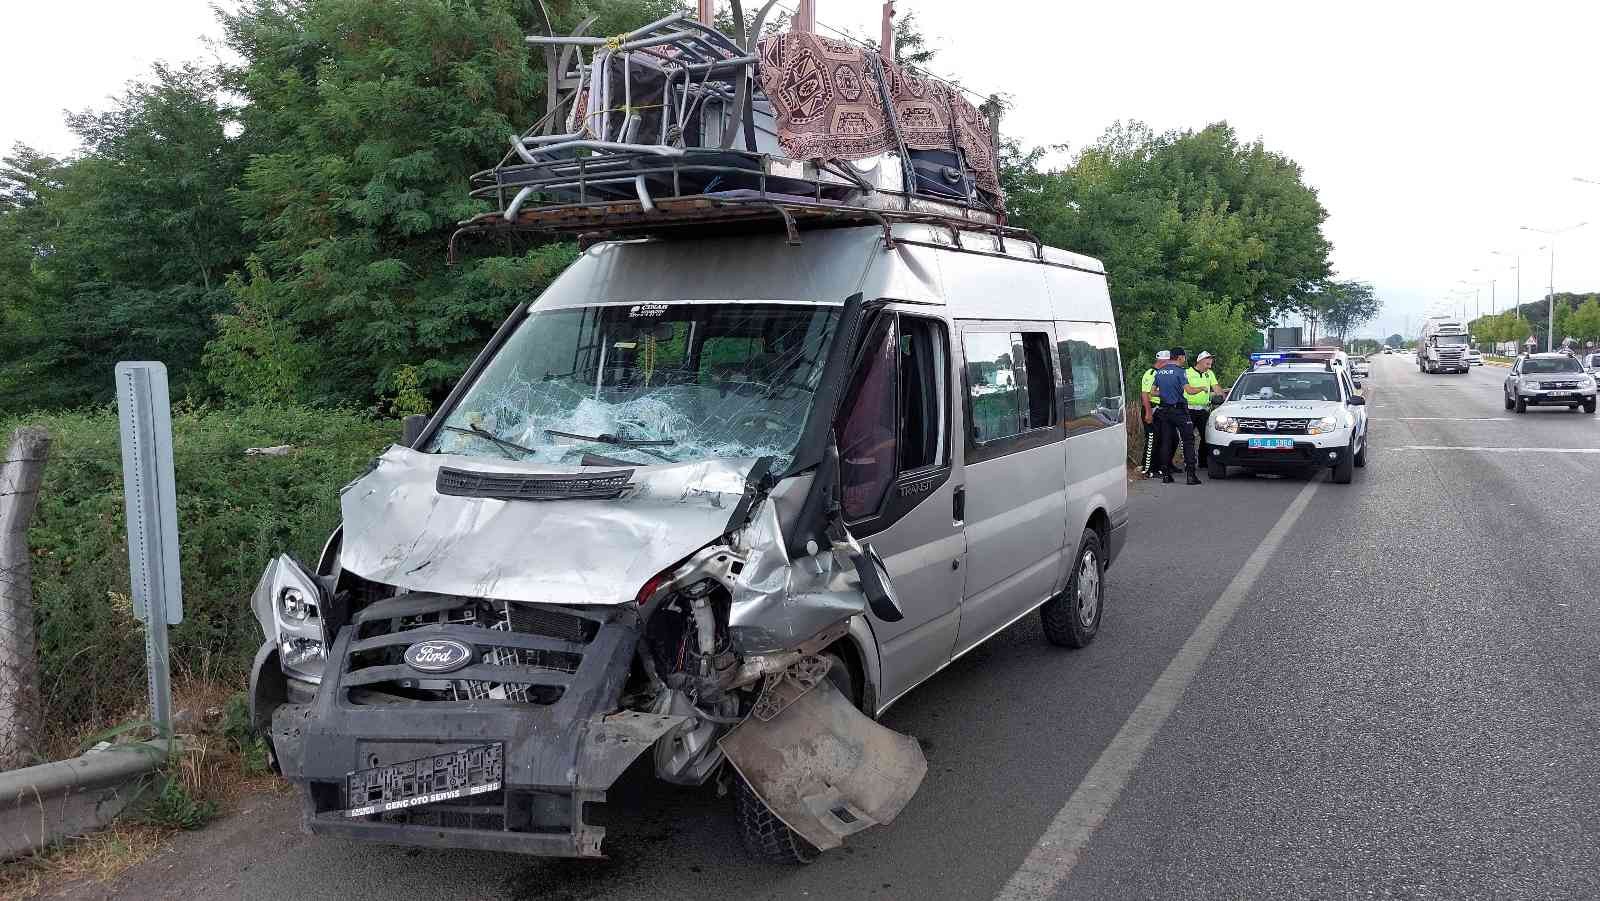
<box><xmin>5</xmin><ymin>0</ymin><xmax>1599</xmax><ymax>340</ymax></box>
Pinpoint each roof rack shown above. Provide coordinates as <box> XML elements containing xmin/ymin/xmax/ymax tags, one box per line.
<box><xmin>456</xmin><ymin>8</ymin><xmax>1006</xmax><ymax>251</ymax></box>
<box><xmin>450</xmin><ymin>193</ymin><xmax>1041</xmax><ymax>262</ymax></box>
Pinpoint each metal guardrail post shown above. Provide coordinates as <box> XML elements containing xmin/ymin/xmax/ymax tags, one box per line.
<box><xmin>114</xmin><ymin>362</ymin><xmax>184</xmax><ymax>737</ymax></box>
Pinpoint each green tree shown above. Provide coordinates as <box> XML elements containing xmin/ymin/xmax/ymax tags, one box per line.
<box><xmin>1177</xmin><ymin>301</ymin><xmax>1258</xmax><ymax>385</ymax></box>
<box><xmin>1385</xmin><ymin>334</ymin><xmax>1404</xmax><ymax>348</ymax></box>
<box><xmin>210</xmin><ymin>0</ymin><xmax>673</xmax><ymax>405</ymax></box>
<box><xmin>0</xmin><ymin>63</ymin><xmax>249</xmax><ymax>413</ymax></box>
<box><xmin>1565</xmin><ymin>298</ymin><xmax>1600</xmax><ymax>343</ymax></box>
<box><xmin>1003</xmin><ymin>121</ymin><xmax>1334</xmax><ymax>392</ymax></box>
<box><xmin>1307</xmin><ymin>280</ymin><xmax>1379</xmax><ymax>342</ymax></box>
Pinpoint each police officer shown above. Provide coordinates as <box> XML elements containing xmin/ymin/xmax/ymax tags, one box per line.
<box><xmin>1186</xmin><ymin>350</ymin><xmax>1223</xmax><ymax>450</ymax></box>
<box><xmin>1152</xmin><ymin>347</ymin><xmax>1203</xmax><ymax>484</ymax></box>
<box><xmin>1139</xmin><ymin>350</ymin><xmax>1170</xmax><ymax>476</ymax></box>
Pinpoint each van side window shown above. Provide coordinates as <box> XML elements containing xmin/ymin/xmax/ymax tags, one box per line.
<box><xmin>838</xmin><ymin>316</ymin><xmax>898</xmax><ymax>521</ymax></box>
<box><xmin>1057</xmin><ymin>322</ymin><xmax>1125</xmax><ymax>437</ymax></box>
<box><xmin>898</xmin><ymin>317</ymin><xmax>949</xmax><ymax>471</ymax></box>
<box><xmin>961</xmin><ymin>326</ymin><xmax>1057</xmax><ymax>449</ymax></box>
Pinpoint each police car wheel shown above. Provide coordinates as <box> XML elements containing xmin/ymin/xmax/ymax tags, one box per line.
<box><xmin>1354</xmin><ymin>435</ymin><xmax>1368</xmax><ymax>468</ymax></box>
<box><xmin>1207</xmin><ymin>457</ymin><xmax>1227</xmax><ymax>479</ymax></box>
<box><xmin>1331</xmin><ymin>445</ymin><xmax>1355</xmax><ymax>484</ymax></box>
<box><xmin>1040</xmin><ymin>529</ymin><xmax>1103</xmax><ymax>649</ymax></box>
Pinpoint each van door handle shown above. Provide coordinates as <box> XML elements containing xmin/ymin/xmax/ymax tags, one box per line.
<box><xmin>952</xmin><ymin>485</ymin><xmax>966</xmax><ymax>523</ymax></box>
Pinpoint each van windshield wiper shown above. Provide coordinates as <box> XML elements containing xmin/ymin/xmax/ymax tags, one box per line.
<box><xmin>442</xmin><ymin>424</ymin><xmax>534</xmax><ymax>459</ymax></box>
<box><xmin>545</xmin><ymin>429</ymin><xmax>676</xmax><ymax>462</ymax></box>
<box><xmin>544</xmin><ymin>429</ymin><xmax>674</xmax><ymax>447</ymax></box>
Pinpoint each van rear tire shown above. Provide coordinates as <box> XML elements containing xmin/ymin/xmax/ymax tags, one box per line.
<box><xmin>1207</xmin><ymin>458</ymin><xmax>1227</xmax><ymax>480</ymax></box>
<box><xmin>1041</xmin><ymin>529</ymin><xmax>1104</xmax><ymax>649</ymax></box>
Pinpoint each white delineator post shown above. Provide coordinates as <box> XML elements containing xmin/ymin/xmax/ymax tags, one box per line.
<box><xmin>0</xmin><ymin>427</ymin><xmax>49</xmax><ymax>770</ymax></box>
<box><xmin>114</xmin><ymin>362</ymin><xmax>184</xmax><ymax>737</ymax></box>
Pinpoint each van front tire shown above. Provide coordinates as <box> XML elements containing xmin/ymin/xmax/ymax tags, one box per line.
<box><xmin>732</xmin><ymin>650</ymin><xmax>855</xmax><ymax>864</ymax></box>
<box><xmin>1041</xmin><ymin>529</ymin><xmax>1104</xmax><ymax>649</ymax></box>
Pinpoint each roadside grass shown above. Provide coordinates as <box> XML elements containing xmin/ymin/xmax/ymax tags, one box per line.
<box><xmin>0</xmin><ymin>404</ymin><xmax>394</xmax><ymax>758</ymax></box>
<box><xmin>0</xmin><ymin>684</ymin><xmax>286</xmax><ymax>900</ymax></box>
<box><xmin>0</xmin><ymin>823</ymin><xmax>171</xmax><ymax>901</ymax></box>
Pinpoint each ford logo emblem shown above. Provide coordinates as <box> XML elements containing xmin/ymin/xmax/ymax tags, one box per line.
<box><xmin>403</xmin><ymin>639</ymin><xmax>475</xmax><ymax>674</ymax></box>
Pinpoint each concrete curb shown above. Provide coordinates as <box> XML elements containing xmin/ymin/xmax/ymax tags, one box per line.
<box><xmin>0</xmin><ymin>739</ymin><xmax>171</xmax><ymax>859</ymax></box>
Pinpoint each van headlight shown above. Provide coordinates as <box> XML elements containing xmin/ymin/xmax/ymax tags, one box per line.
<box><xmin>250</xmin><ymin>554</ymin><xmax>327</xmax><ymax>682</ymax></box>
<box><xmin>1581</xmin><ymin>376</ymin><xmax>1596</xmax><ymax>390</ymax></box>
<box><xmin>1520</xmin><ymin>378</ymin><xmax>1539</xmax><ymax>391</ymax></box>
<box><xmin>1307</xmin><ymin>415</ymin><xmax>1341</xmax><ymax>435</ymax></box>
<box><xmin>1212</xmin><ymin>414</ymin><xmax>1238</xmax><ymax>433</ymax></box>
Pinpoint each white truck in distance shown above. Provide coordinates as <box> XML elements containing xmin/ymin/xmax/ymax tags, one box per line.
<box><xmin>1418</xmin><ymin>317</ymin><xmax>1470</xmax><ymax>374</ymax></box>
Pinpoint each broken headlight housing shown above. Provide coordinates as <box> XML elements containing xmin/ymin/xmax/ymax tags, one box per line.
<box><xmin>250</xmin><ymin>554</ymin><xmax>328</xmax><ymax>683</ymax></box>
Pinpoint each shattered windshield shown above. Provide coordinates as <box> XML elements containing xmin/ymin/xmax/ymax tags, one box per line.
<box><xmin>427</xmin><ymin>302</ymin><xmax>840</xmax><ymax>468</ymax></box>
<box><xmin>1231</xmin><ymin>372</ymin><xmax>1341</xmax><ymax>402</ymax></box>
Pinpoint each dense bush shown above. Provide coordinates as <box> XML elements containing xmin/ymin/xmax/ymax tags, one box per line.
<box><xmin>1</xmin><ymin>406</ymin><xmax>394</xmax><ymax>749</ymax></box>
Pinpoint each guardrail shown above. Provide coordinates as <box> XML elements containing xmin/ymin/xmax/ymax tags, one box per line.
<box><xmin>0</xmin><ymin>739</ymin><xmax>170</xmax><ymax>859</ymax></box>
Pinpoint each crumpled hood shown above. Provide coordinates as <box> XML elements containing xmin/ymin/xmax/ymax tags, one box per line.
<box><xmin>339</xmin><ymin>446</ymin><xmax>760</xmax><ymax>605</ymax></box>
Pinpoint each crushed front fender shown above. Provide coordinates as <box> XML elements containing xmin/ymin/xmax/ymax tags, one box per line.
<box><xmin>719</xmin><ymin>673</ymin><xmax>927</xmax><ymax>851</ymax></box>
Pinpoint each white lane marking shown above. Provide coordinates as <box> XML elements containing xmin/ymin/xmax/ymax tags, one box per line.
<box><xmin>1375</xmin><ymin>417</ymin><xmax>1512</xmax><ymax>422</ymax></box>
<box><xmin>1390</xmin><ymin>445</ymin><xmax>1600</xmax><ymax>454</ymax></box>
<box><xmin>996</xmin><ymin>479</ymin><xmax>1320</xmax><ymax>901</ymax></box>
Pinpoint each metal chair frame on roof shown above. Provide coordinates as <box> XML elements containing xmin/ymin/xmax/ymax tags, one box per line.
<box><xmin>460</xmin><ymin>6</ymin><xmax>1003</xmax><ymax>249</ymax></box>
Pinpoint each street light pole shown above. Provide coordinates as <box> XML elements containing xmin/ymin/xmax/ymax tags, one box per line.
<box><xmin>1521</xmin><ymin>222</ymin><xmax>1588</xmax><ymax>352</ymax></box>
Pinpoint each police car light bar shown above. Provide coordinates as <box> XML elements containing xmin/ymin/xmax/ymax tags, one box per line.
<box><xmin>1250</xmin><ymin>350</ymin><xmax>1335</xmax><ymax>369</ymax></box>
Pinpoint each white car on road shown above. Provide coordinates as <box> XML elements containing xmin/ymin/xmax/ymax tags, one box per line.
<box><xmin>1205</xmin><ymin>352</ymin><xmax>1369</xmax><ymax>484</ymax></box>
<box><xmin>1503</xmin><ymin>353</ymin><xmax>1597</xmax><ymax>414</ymax></box>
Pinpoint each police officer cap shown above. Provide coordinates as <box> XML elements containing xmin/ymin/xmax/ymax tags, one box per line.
<box><xmin>1155</xmin><ymin>350</ymin><xmax>1171</xmax><ymax>361</ymax></box>
<box><xmin>1169</xmin><ymin>346</ymin><xmax>1187</xmax><ymax>359</ymax></box>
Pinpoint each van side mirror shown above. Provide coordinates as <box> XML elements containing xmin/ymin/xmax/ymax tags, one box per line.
<box><xmin>401</xmin><ymin>413</ymin><xmax>429</xmax><ymax>447</ymax></box>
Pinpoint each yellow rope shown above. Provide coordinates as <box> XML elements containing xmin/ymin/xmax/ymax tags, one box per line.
<box><xmin>604</xmin><ymin>35</ymin><xmax>623</xmax><ymax>51</ymax></box>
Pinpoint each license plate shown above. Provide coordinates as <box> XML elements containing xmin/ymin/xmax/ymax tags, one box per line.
<box><xmin>1547</xmin><ymin>393</ymin><xmax>1572</xmax><ymax>399</ymax></box>
<box><xmin>1247</xmin><ymin>438</ymin><xmax>1295</xmax><ymax>450</ymax></box>
<box><xmin>344</xmin><ymin>743</ymin><xmax>503</xmax><ymax>817</ymax></box>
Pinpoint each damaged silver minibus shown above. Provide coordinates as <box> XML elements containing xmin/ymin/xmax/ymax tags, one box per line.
<box><xmin>245</xmin><ymin>11</ymin><xmax>1128</xmax><ymax>864</ymax></box>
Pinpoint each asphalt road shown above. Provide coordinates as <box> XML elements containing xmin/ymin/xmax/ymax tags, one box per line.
<box><xmin>52</xmin><ymin>353</ymin><xmax>1600</xmax><ymax>900</ymax></box>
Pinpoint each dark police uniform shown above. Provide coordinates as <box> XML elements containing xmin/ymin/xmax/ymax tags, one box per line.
<box><xmin>1152</xmin><ymin>364</ymin><xmax>1198</xmax><ymax>481</ymax></box>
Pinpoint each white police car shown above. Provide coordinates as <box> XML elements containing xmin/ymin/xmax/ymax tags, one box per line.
<box><xmin>1204</xmin><ymin>351</ymin><xmax>1370</xmax><ymax>484</ymax></box>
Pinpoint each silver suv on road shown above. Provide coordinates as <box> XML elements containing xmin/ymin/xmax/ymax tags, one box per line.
<box><xmin>1504</xmin><ymin>353</ymin><xmax>1597</xmax><ymax>414</ymax></box>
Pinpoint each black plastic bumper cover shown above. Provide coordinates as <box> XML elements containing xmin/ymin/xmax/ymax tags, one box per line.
<box><xmin>1211</xmin><ymin>439</ymin><xmax>1351</xmax><ymax>468</ymax></box>
<box><xmin>269</xmin><ymin>607</ymin><xmax>679</xmax><ymax>857</ymax></box>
